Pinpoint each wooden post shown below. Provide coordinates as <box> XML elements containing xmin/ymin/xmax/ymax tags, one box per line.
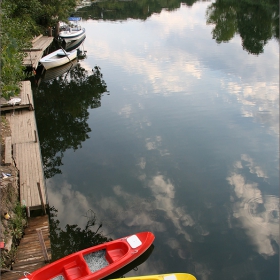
<box><xmin>55</xmin><ymin>22</ymin><xmax>60</xmax><ymax>38</ymax></box>
<box><xmin>37</xmin><ymin>182</ymin><xmax>46</xmax><ymax>215</ymax></box>
<box><xmin>36</xmin><ymin>228</ymin><xmax>50</xmax><ymax>262</ymax></box>
<box><xmin>26</xmin><ymin>206</ymin><xmax>30</xmax><ymax>218</ymax></box>
<box><xmin>27</xmin><ymin>94</ymin><xmax>34</xmax><ymax>110</ymax></box>
<box><xmin>5</xmin><ymin>137</ymin><xmax>12</xmax><ymax>165</ymax></box>
<box><xmin>48</xmin><ymin>27</ymin><xmax>52</xmax><ymax>37</ymax></box>
<box><xmin>34</xmin><ymin>130</ymin><xmax>37</xmax><ymax>143</ymax></box>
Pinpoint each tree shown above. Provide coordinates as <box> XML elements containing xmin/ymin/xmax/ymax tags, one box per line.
<box><xmin>0</xmin><ymin>0</ymin><xmax>35</xmax><ymax>99</ymax></box>
<box><xmin>0</xmin><ymin>0</ymin><xmax>78</xmax><ymax>99</ymax></box>
<box><xmin>36</xmin><ymin>0</ymin><xmax>77</xmax><ymax>28</ymax></box>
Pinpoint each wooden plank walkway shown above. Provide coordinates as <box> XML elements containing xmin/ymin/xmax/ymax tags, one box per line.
<box><xmin>0</xmin><ymin>81</ymin><xmax>34</xmax><ymax>111</ymax></box>
<box><xmin>22</xmin><ymin>34</ymin><xmax>54</xmax><ymax>69</ymax></box>
<box><xmin>1</xmin><ymin>216</ymin><xmax>52</xmax><ymax>280</ymax></box>
<box><xmin>3</xmin><ymin>81</ymin><xmax>48</xmax><ymax>212</ymax></box>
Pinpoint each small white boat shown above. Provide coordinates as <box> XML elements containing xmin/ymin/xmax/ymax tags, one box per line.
<box><xmin>59</xmin><ymin>17</ymin><xmax>86</xmax><ymax>43</ymax></box>
<box><xmin>39</xmin><ymin>49</ymin><xmax>77</xmax><ymax>70</ymax></box>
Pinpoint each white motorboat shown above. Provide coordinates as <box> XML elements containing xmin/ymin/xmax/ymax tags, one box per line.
<box><xmin>59</xmin><ymin>17</ymin><xmax>86</xmax><ymax>43</ymax></box>
<box><xmin>39</xmin><ymin>49</ymin><xmax>77</xmax><ymax>70</ymax></box>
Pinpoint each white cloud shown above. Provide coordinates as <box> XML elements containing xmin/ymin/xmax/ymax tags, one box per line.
<box><xmin>119</xmin><ymin>104</ymin><xmax>132</xmax><ymax>118</ymax></box>
<box><xmin>223</xmin><ymin>80</ymin><xmax>279</xmax><ymax>135</ymax></box>
<box><xmin>138</xmin><ymin>157</ymin><xmax>146</xmax><ymax>169</ymax></box>
<box><xmin>227</xmin><ymin>155</ymin><xmax>279</xmax><ymax>256</ymax></box>
<box><xmin>241</xmin><ymin>154</ymin><xmax>267</xmax><ymax>178</ymax></box>
<box><xmin>47</xmin><ymin>178</ymin><xmax>93</xmax><ymax>228</ymax></box>
<box><xmin>82</xmin><ymin>2</ymin><xmax>278</xmax><ymax>137</ymax></box>
<box><xmin>192</xmin><ymin>262</ymin><xmax>212</xmax><ymax>280</ymax></box>
<box><xmin>82</xmin><ymin>7</ymin><xmax>205</xmax><ymax>96</ymax></box>
<box><xmin>145</xmin><ymin>136</ymin><xmax>170</xmax><ymax>156</ymax></box>
<box><xmin>148</xmin><ymin>175</ymin><xmax>193</xmax><ymax>242</ymax></box>
<box><xmin>151</xmin><ymin>2</ymin><xmax>211</xmax><ymax>36</ymax></box>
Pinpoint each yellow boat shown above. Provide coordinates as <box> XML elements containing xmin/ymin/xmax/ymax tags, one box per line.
<box><xmin>110</xmin><ymin>273</ymin><xmax>197</xmax><ymax>280</ymax></box>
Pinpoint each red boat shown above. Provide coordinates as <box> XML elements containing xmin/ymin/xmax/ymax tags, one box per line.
<box><xmin>20</xmin><ymin>231</ymin><xmax>155</xmax><ymax>280</ymax></box>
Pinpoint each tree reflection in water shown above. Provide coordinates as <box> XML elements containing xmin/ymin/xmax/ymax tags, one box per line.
<box><xmin>76</xmin><ymin>0</ymin><xmax>279</xmax><ymax>55</ymax></box>
<box><xmin>206</xmin><ymin>0</ymin><xmax>279</xmax><ymax>55</ymax></box>
<box><xmin>49</xmin><ymin>207</ymin><xmax>112</xmax><ymax>261</ymax></box>
<box><xmin>33</xmin><ymin>64</ymin><xmax>108</xmax><ymax>179</ymax></box>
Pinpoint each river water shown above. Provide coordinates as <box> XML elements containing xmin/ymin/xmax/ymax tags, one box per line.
<box><xmin>33</xmin><ymin>1</ymin><xmax>279</xmax><ymax>279</ymax></box>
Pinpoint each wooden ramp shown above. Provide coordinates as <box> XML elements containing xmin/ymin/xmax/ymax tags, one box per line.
<box><xmin>1</xmin><ymin>216</ymin><xmax>52</xmax><ymax>280</ymax></box>
<box><xmin>4</xmin><ymin>81</ymin><xmax>48</xmax><ymax>213</ymax></box>
<box><xmin>22</xmin><ymin>35</ymin><xmax>54</xmax><ymax>69</ymax></box>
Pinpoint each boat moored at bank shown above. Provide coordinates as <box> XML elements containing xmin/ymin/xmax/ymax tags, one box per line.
<box><xmin>19</xmin><ymin>231</ymin><xmax>155</xmax><ymax>280</ymax></box>
<box><xmin>59</xmin><ymin>17</ymin><xmax>86</xmax><ymax>43</ymax></box>
<box><xmin>39</xmin><ymin>49</ymin><xmax>77</xmax><ymax>70</ymax></box>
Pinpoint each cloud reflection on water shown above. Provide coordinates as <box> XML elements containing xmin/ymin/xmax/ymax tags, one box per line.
<box><xmin>46</xmin><ymin>178</ymin><xmax>166</xmax><ymax>274</ymax></box>
<box><xmin>81</xmin><ymin>1</ymin><xmax>279</xmax><ymax>135</ymax></box>
<box><xmin>148</xmin><ymin>174</ymin><xmax>194</xmax><ymax>242</ymax></box>
<box><xmin>224</xmin><ymin>80</ymin><xmax>279</xmax><ymax>135</ymax></box>
<box><xmin>227</xmin><ymin>154</ymin><xmax>279</xmax><ymax>257</ymax></box>
<box><xmin>46</xmin><ymin>154</ymin><xmax>279</xmax><ymax>277</ymax></box>
<box><xmin>47</xmin><ymin>179</ymin><xmax>92</xmax><ymax>228</ymax></box>
<box><xmin>47</xmin><ymin>171</ymin><xmax>197</xmax><ymax>249</ymax></box>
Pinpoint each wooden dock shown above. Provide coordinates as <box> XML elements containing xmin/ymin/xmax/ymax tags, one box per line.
<box><xmin>2</xmin><ymin>81</ymin><xmax>48</xmax><ymax>213</ymax></box>
<box><xmin>1</xmin><ymin>215</ymin><xmax>52</xmax><ymax>280</ymax></box>
<box><xmin>1</xmin><ymin>81</ymin><xmax>52</xmax><ymax>279</ymax></box>
<box><xmin>0</xmin><ymin>81</ymin><xmax>34</xmax><ymax>111</ymax></box>
<box><xmin>22</xmin><ymin>34</ymin><xmax>54</xmax><ymax>70</ymax></box>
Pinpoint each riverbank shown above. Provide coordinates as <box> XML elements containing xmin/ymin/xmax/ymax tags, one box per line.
<box><xmin>0</xmin><ymin>116</ymin><xmax>27</xmax><ymax>270</ymax></box>
<box><xmin>0</xmin><ymin>81</ymin><xmax>51</xmax><ymax>273</ymax></box>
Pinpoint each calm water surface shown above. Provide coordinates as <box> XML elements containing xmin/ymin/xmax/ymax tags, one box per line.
<box><xmin>34</xmin><ymin>1</ymin><xmax>279</xmax><ymax>279</ymax></box>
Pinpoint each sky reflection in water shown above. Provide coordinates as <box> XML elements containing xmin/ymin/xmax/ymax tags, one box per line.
<box><xmin>45</xmin><ymin>2</ymin><xmax>279</xmax><ymax>279</ymax></box>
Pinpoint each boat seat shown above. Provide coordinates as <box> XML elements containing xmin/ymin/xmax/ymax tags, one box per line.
<box><xmin>63</xmin><ymin>257</ymin><xmax>89</xmax><ymax>280</ymax></box>
<box><xmin>106</xmin><ymin>243</ymin><xmax>129</xmax><ymax>263</ymax></box>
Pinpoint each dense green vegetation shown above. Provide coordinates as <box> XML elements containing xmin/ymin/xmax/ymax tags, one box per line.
<box><xmin>1</xmin><ymin>0</ymin><xmax>77</xmax><ymax>99</ymax></box>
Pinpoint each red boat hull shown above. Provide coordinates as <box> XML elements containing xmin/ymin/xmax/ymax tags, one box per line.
<box><xmin>20</xmin><ymin>231</ymin><xmax>155</xmax><ymax>280</ymax></box>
